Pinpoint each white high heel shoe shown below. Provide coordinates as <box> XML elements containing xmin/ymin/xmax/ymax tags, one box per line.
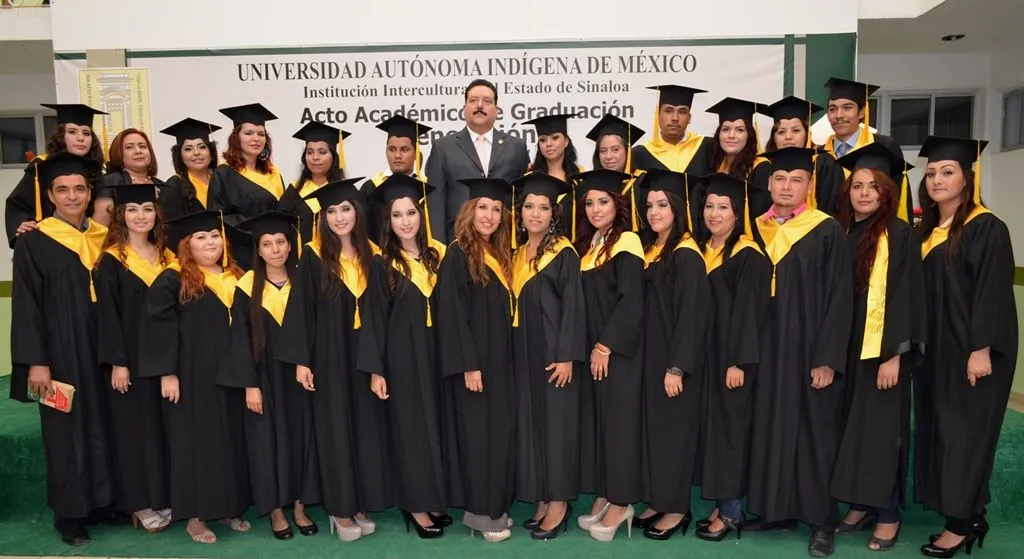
<box><xmin>588</xmin><ymin>504</ymin><xmax>634</xmax><ymax>542</ymax></box>
<box><xmin>577</xmin><ymin>501</ymin><xmax>611</xmax><ymax>530</ymax></box>
<box><xmin>354</xmin><ymin>514</ymin><xmax>376</xmax><ymax>536</ymax></box>
<box><xmin>329</xmin><ymin>516</ymin><xmax>362</xmax><ymax>542</ymax></box>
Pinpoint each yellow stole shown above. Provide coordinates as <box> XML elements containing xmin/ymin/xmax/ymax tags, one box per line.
<box><xmin>860</xmin><ymin>230</ymin><xmax>889</xmax><ymax>359</ymax></box>
<box><xmin>235</xmin><ymin>270</ymin><xmax>290</xmax><ymax>326</ymax></box>
<box><xmin>644</xmin><ymin>131</ymin><xmax>705</xmax><ymax>171</ymax></box>
<box><xmin>703</xmin><ymin>237</ymin><xmax>763</xmax><ymax>274</ymax></box>
<box><xmin>921</xmin><ymin>205</ymin><xmax>991</xmax><ymax>259</ymax></box>
<box><xmin>756</xmin><ymin>209</ymin><xmax>831</xmax><ymax>296</ymax></box>
<box><xmin>511</xmin><ymin>237</ymin><xmax>575</xmax><ymax>327</ymax></box>
<box><xmin>187</xmin><ymin>172</ymin><xmax>210</xmax><ymax>208</ymax></box>
<box><xmin>581</xmin><ymin>231</ymin><xmax>645</xmax><ymax>272</ymax></box>
<box><xmin>238</xmin><ymin>165</ymin><xmax>284</xmax><ymax>200</ymax></box>
<box><xmin>31</xmin><ymin>154</ymin><xmax>48</xmax><ymax>222</ymax></box>
<box><xmin>105</xmin><ymin>245</ymin><xmax>176</xmax><ymax>287</ymax></box>
<box><xmin>37</xmin><ymin>217</ymin><xmax>107</xmax><ymax>301</ymax></box>
<box><xmin>308</xmin><ymin>239</ymin><xmax>381</xmax><ymax>329</ymax></box>
<box><xmin>392</xmin><ymin>238</ymin><xmax>447</xmax><ymax>327</ymax></box>
<box><xmin>296</xmin><ymin>179</ymin><xmax>327</xmax><ymax>213</ymax></box>
<box><xmin>483</xmin><ymin>248</ymin><xmax>513</xmax><ymax>320</ymax></box>
<box><xmin>166</xmin><ymin>261</ymin><xmax>238</xmax><ymax>310</ymax></box>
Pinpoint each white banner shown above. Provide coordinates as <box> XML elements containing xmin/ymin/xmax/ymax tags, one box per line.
<box><xmin>55</xmin><ymin>42</ymin><xmax>785</xmax><ymax>183</ymax></box>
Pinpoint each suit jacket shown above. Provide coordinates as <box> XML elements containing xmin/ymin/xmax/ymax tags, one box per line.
<box><xmin>425</xmin><ymin>127</ymin><xmax>530</xmax><ymax>242</ymax></box>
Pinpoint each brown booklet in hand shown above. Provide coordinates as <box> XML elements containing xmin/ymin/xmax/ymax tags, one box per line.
<box><xmin>39</xmin><ymin>381</ymin><xmax>76</xmax><ymax>413</ymax></box>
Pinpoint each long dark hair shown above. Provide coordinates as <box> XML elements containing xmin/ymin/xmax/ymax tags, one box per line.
<box><xmin>170</xmin><ymin>140</ymin><xmax>219</xmax><ymax>201</ymax></box>
<box><xmin>917</xmin><ymin>164</ymin><xmax>978</xmax><ymax>263</ymax></box>
<box><xmin>698</xmin><ymin>192</ymin><xmax>745</xmax><ymax>265</ymax></box>
<box><xmin>574</xmin><ymin>189</ymin><xmax>630</xmax><ymax>265</ymax></box>
<box><xmin>97</xmin><ymin>202</ymin><xmax>170</xmax><ymax>269</ymax></box>
<box><xmin>709</xmin><ymin>118</ymin><xmax>759</xmax><ymax>180</ymax></box>
<box><xmin>591</xmin><ymin>133</ymin><xmax>627</xmax><ymax>171</ymax></box>
<box><xmin>515</xmin><ymin>193</ymin><xmax>565</xmax><ymax>270</ymax></box>
<box><xmin>250</xmin><ymin>233</ymin><xmax>297</xmax><ymax>364</ymax></box>
<box><xmin>45</xmin><ymin>124</ymin><xmax>104</xmax><ymax>180</ymax></box>
<box><xmin>531</xmin><ymin>136</ymin><xmax>580</xmax><ymax>179</ymax></box>
<box><xmin>647</xmin><ymin>191</ymin><xmax>691</xmax><ymax>287</ymax></box>
<box><xmin>318</xmin><ymin>200</ymin><xmax>373</xmax><ymax>300</ymax></box>
<box><xmin>764</xmin><ymin>118</ymin><xmax>811</xmax><ymax>151</ymax></box>
<box><xmin>297</xmin><ymin>142</ymin><xmax>344</xmax><ymax>185</ymax></box>
<box><xmin>380</xmin><ymin>196</ymin><xmax>441</xmax><ymax>295</ymax></box>
<box><xmin>837</xmin><ymin>169</ymin><xmax>898</xmax><ymax>289</ymax></box>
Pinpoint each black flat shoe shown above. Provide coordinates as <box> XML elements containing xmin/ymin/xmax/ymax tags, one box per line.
<box><xmin>746</xmin><ymin>517</ymin><xmax>799</xmax><ymax>532</ymax></box>
<box><xmin>523</xmin><ymin>517</ymin><xmax>543</xmax><ymax>530</ymax></box>
<box><xmin>696</xmin><ymin>515</ymin><xmax>743</xmax><ymax>542</ymax></box>
<box><xmin>632</xmin><ymin>511</ymin><xmax>665</xmax><ymax>530</ymax></box>
<box><xmin>296</xmin><ymin>520</ymin><xmax>318</xmax><ymax>536</ymax></box>
<box><xmin>272</xmin><ymin>525</ymin><xmax>294</xmax><ymax>540</ymax></box>
<box><xmin>643</xmin><ymin>515</ymin><xmax>690</xmax><ymax>541</ymax></box>
<box><xmin>921</xmin><ymin>534</ymin><xmax>976</xmax><ymax>558</ymax></box>
<box><xmin>531</xmin><ymin>503</ymin><xmax>571</xmax><ymax>540</ymax></box>
<box><xmin>402</xmin><ymin>510</ymin><xmax>443</xmax><ymax>539</ymax></box>
<box><xmin>61</xmin><ymin>525</ymin><xmax>91</xmax><ymax>546</ymax></box>
<box><xmin>428</xmin><ymin>512</ymin><xmax>453</xmax><ymax>528</ymax></box>
<box><xmin>809</xmin><ymin>529</ymin><xmax>836</xmax><ymax>558</ymax></box>
<box><xmin>836</xmin><ymin>513</ymin><xmax>875</xmax><ymax>534</ymax></box>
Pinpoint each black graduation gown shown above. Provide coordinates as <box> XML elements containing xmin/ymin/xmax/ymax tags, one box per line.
<box><xmin>435</xmin><ymin>242</ymin><xmax>515</xmax><ymax>519</ymax></box>
<box><xmin>641</xmin><ymin>241</ymin><xmax>711</xmax><ymax>513</ymax></box>
<box><xmin>915</xmin><ymin>210</ymin><xmax>1017</xmax><ymax>519</ymax></box>
<box><xmin>276</xmin><ymin>182</ymin><xmax>321</xmax><ymax>252</ymax></box>
<box><xmin>747</xmin><ymin>211</ymin><xmax>853</xmax><ymax>527</ymax></box>
<box><xmin>511</xmin><ymin>242</ymin><xmax>586</xmax><ymax>503</ymax></box>
<box><xmin>699</xmin><ymin>241</ymin><xmax>771</xmax><ymax>501</ymax></box>
<box><xmin>95</xmin><ymin>171</ymin><xmax>166</xmax><ymax>199</ymax></box>
<box><xmin>358</xmin><ymin>247</ymin><xmax>447</xmax><ymax>512</ymax></box>
<box><xmin>276</xmin><ymin>248</ymin><xmax>392</xmax><ymax>517</ymax></box>
<box><xmin>5</xmin><ymin>158</ymin><xmax>49</xmax><ymax>248</ymax></box>
<box><xmin>218</xmin><ymin>276</ymin><xmax>321</xmax><ymax>516</ymax></box>
<box><xmin>831</xmin><ymin>218</ymin><xmax>925</xmax><ymax>509</ymax></box>
<box><xmin>158</xmin><ymin>174</ymin><xmax>208</xmax><ymax>221</ymax></box>
<box><xmin>812</xmin><ymin>153</ymin><xmax>845</xmax><ymax>217</ymax></box>
<box><xmin>137</xmin><ymin>269</ymin><xmax>249</xmax><ymax>521</ymax></box>
<box><xmin>95</xmin><ymin>251</ymin><xmax>170</xmax><ymax>513</ymax></box>
<box><xmin>10</xmin><ymin>224</ymin><xmax>116</xmax><ymax>519</ymax></box>
<box><xmin>633</xmin><ymin>139</ymin><xmax>711</xmax><ymax>229</ymax></box>
<box><xmin>578</xmin><ymin>233</ymin><xmax>645</xmax><ymax>504</ymax></box>
<box><xmin>748</xmin><ymin>160</ymin><xmax>774</xmax><ymax>220</ymax></box>
<box><xmin>207</xmin><ymin>166</ymin><xmax>287</xmax><ymax>268</ymax></box>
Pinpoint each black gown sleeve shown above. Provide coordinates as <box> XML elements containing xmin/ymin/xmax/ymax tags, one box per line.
<box><xmin>436</xmin><ymin>244</ymin><xmax>480</xmax><ymax>377</ymax></box>
<box><xmin>218</xmin><ymin>287</ymin><xmax>260</xmax><ymax>388</ymax></box>
<box><xmin>276</xmin><ymin>249</ymin><xmax>319</xmax><ymax>368</ymax></box>
<box><xmin>95</xmin><ymin>254</ymin><xmax>129</xmax><ymax>368</ymax></box>
<box><xmin>966</xmin><ymin>216</ymin><xmax>1017</xmax><ymax>357</ymax></box>
<box><xmin>814</xmin><ymin>154</ymin><xmax>844</xmax><ymax>216</ymax></box>
<box><xmin>811</xmin><ymin>223</ymin><xmax>855</xmax><ymax>373</ymax></box>
<box><xmin>597</xmin><ymin>252</ymin><xmax>645</xmax><ymax>358</ymax></box>
<box><xmin>725</xmin><ymin>248</ymin><xmax>772</xmax><ymax>371</ymax></box>
<box><xmin>356</xmin><ymin>256</ymin><xmax>391</xmax><ymax>377</ymax></box>
<box><xmin>425</xmin><ymin>150</ymin><xmax>448</xmax><ymax>244</ymax></box>
<box><xmin>11</xmin><ymin>235</ymin><xmax>48</xmax><ymax>368</ymax></box>
<box><xmin>748</xmin><ymin>160</ymin><xmax>773</xmax><ymax>219</ymax></box>
<box><xmin>879</xmin><ymin>222</ymin><xmax>926</xmax><ymax>367</ymax></box>
<box><xmin>5</xmin><ymin>160</ymin><xmax>41</xmax><ymax>248</ymax></box>
<box><xmin>137</xmin><ymin>269</ymin><xmax>181</xmax><ymax>378</ymax></box>
<box><xmin>666</xmin><ymin>248</ymin><xmax>712</xmax><ymax>377</ymax></box>
<box><xmin>549</xmin><ymin>249</ymin><xmax>586</xmax><ymax>365</ymax></box>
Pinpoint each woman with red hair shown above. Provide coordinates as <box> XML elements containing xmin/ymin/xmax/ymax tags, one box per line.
<box><xmin>829</xmin><ymin>143</ymin><xmax>925</xmax><ymax>552</ymax></box>
<box><xmin>94</xmin><ymin>128</ymin><xmax>163</xmax><ymax>227</ymax></box>
<box><xmin>137</xmin><ymin>210</ymin><xmax>250</xmax><ymax>544</ymax></box>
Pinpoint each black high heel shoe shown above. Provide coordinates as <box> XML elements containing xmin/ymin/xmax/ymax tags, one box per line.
<box><xmin>429</xmin><ymin>512</ymin><xmax>453</xmax><ymax>528</ymax></box>
<box><xmin>402</xmin><ymin>511</ymin><xmax>443</xmax><ymax>539</ymax></box>
<box><xmin>531</xmin><ymin>503</ymin><xmax>572</xmax><ymax>540</ymax></box>
<box><xmin>696</xmin><ymin>515</ymin><xmax>743</xmax><ymax>542</ymax></box>
<box><xmin>294</xmin><ymin>518</ymin><xmax>319</xmax><ymax>537</ymax></box>
<box><xmin>973</xmin><ymin>516</ymin><xmax>989</xmax><ymax>550</ymax></box>
<box><xmin>523</xmin><ymin>516</ymin><xmax>544</xmax><ymax>530</ymax></box>
<box><xmin>836</xmin><ymin>512</ymin><xmax>875</xmax><ymax>534</ymax></box>
<box><xmin>643</xmin><ymin>514</ymin><xmax>691</xmax><ymax>540</ymax></box>
<box><xmin>921</xmin><ymin>533</ymin><xmax>976</xmax><ymax>558</ymax></box>
<box><xmin>272</xmin><ymin>522</ymin><xmax>295</xmax><ymax>540</ymax></box>
<box><xmin>632</xmin><ymin>511</ymin><xmax>665</xmax><ymax>530</ymax></box>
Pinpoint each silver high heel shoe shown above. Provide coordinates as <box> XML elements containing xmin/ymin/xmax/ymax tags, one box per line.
<box><xmin>329</xmin><ymin>516</ymin><xmax>362</xmax><ymax>542</ymax></box>
<box><xmin>588</xmin><ymin>504</ymin><xmax>634</xmax><ymax>542</ymax></box>
<box><xmin>578</xmin><ymin>500</ymin><xmax>611</xmax><ymax>530</ymax></box>
<box><xmin>354</xmin><ymin>514</ymin><xmax>376</xmax><ymax>536</ymax></box>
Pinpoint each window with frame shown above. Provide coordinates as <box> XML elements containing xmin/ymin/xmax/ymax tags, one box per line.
<box><xmin>1004</xmin><ymin>89</ymin><xmax>1024</xmax><ymax>151</ymax></box>
<box><xmin>0</xmin><ymin>117</ymin><xmax>38</xmax><ymax>167</ymax></box>
<box><xmin>889</xmin><ymin>94</ymin><xmax>974</xmax><ymax>148</ymax></box>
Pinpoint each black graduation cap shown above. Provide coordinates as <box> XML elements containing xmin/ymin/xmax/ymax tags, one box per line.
<box><xmin>574</xmin><ymin>169</ymin><xmax>632</xmax><ymax>198</ymax></box>
<box><xmin>236</xmin><ymin>210</ymin><xmax>298</xmax><ymax>240</ymax></box>
<box><xmin>524</xmin><ymin>113</ymin><xmax>575</xmax><ymax>136</ymax></box>
<box><xmin>370</xmin><ymin>173</ymin><xmax>435</xmax><ymax>204</ymax></box>
<box><xmin>698</xmin><ymin>172</ymin><xmax>747</xmax><ymax>203</ymax></box>
<box><xmin>302</xmin><ymin>177</ymin><xmax>366</xmax><ymax>208</ymax></box>
<box><xmin>763</xmin><ymin>96</ymin><xmax>824</xmax><ymax>122</ymax></box>
<box><xmin>376</xmin><ymin>114</ymin><xmax>432</xmax><ymax>140</ymax></box>
<box><xmin>824</xmin><ymin>77</ymin><xmax>880</xmax><ymax>105</ymax></box>
<box><xmin>160</xmin><ymin>117</ymin><xmax>222</xmax><ymax>145</ymax></box>
<box><xmin>763</xmin><ymin>147</ymin><xmax>817</xmax><ymax>173</ymax></box>
<box><xmin>511</xmin><ymin>173</ymin><xmax>571</xmax><ymax>203</ymax></box>
<box><xmin>639</xmin><ymin>168</ymin><xmax>688</xmax><ymax>200</ymax></box>
<box><xmin>40</xmin><ymin>103</ymin><xmax>107</xmax><ymax>127</ymax></box>
<box><xmin>458</xmin><ymin>177</ymin><xmax>513</xmax><ymax>201</ymax></box>
<box><xmin>837</xmin><ymin>142</ymin><xmax>913</xmax><ymax>180</ymax></box>
<box><xmin>219</xmin><ymin>103</ymin><xmax>278</xmax><ymax>128</ymax></box>
<box><xmin>37</xmin><ymin>152</ymin><xmax>101</xmax><ymax>189</ymax></box>
<box><xmin>706</xmin><ymin>97</ymin><xmax>759</xmax><ymax>123</ymax></box>
<box><xmin>647</xmin><ymin>85</ymin><xmax>707</xmax><ymax>107</ymax></box>
<box><xmin>585</xmin><ymin>114</ymin><xmax>645</xmax><ymax>145</ymax></box>
<box><xmin>112</xmin><ymin>184</ymin><xmax>159</xmax><ymax>205</ymax></box>
<box><xmin>166</xmin><ymin>209</ymin><xmax>226</xmax><ymax>238</ymax></box>
<box><xmin>918</xmin><ymin>136</ymin><xmax>988</xmax><ymax>166</ymax></box>
<box><xmin>293</xmin><ymin>120</ymin><xmax>349</xmax><ymax>148</ymax></box>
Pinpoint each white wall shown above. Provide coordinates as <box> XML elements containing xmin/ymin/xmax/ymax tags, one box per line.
<box><xmin>49</xmin><ymin>0</ymin><xmax>857</xmax><ymax>52</ymax></box>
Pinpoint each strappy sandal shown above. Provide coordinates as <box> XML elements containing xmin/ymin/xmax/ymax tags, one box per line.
<box><xmin>868</xmin><ymin>524</ymin><xmax>900</xmax><ymax>552</ymax></box>
<box><xmin>220</xmin><ymin>517</ymin><xmax>252</xmax><ymax>532</ymax></box>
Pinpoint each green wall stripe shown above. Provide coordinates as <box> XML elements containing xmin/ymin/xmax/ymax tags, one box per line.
<box><xmin>783</xmin><ymin>35</ymin><xmax>796</xmax><ymax>97</ymax></box>
<box><xmin>1016</xmin><ymin>268</ymin><xmax>1024</xmax><ymax>286</ymax></box>
<box><xmin>802</xmin><ymin>33</ymin><xmax>857</xmax><ymax>118</ymax></box>
<box><xmin>0</xmin><ymin>282</ymin><xmax>9</xmax><ymax>298</ymax></box>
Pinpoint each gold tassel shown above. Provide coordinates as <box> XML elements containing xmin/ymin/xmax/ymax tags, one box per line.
<box><xmin>651</xmin><ymin>104</ymin><xmax>660</xmax><ymax>147</ymax></box>
<box><xmin>858</xmin><ymin>83</ymin><xmax>871</xmax><ymax>148</ymax></box>
<box><xmin>512</xmin><ymin>299</ymin><xmax>519</xmax><ymax>327</ymax></box>
<box><xmin>753</xmin><ymin>106</ymin><xmax>762</xmax><ymax>154</ymax></box>
<box><xmin>974</xmin><ymin>140</ymin><xmax>982</xmax><ymax>205</ymax></box>
<box><xmin>684</xmin><ymin>174</ymin><xmax>693</xmax><ymax>233</ymax></box>
<box><xmin>425</xmin><ymin>298</ymin><xmax>432</xmax><ymax>327</ymax></box>
<box><xmin>313</xmin><ymin>212</ymin><xmax>321</xmax><ymax>247</ymax></box>
<box><xmin>897</xmin><ymin>163</ymin><xmax>910</xmax><ymax>222</ymax></box>
<box><xmin>353</xmin><ymin>299</ymin><xmax>361</xmax><ymax>330</ymax></box>
<box><xmin>806</xmin><ymin>102</ymin><xmax>814</xmax><ymax>149</ymax></box>
<box><xmin>743</xmin><ymin>179</ymin><xmax>752</xmax><ymax>237</ymax></box>
<box><xmin>337</xmin><ymin>131</ymin><xmax>346</xmax><ymax>169</ymax></box>
<box><xmin>219</xmin><ymin>210</ymin><xmax>228</xmax><ymax>268</ymax></box>
<box><xmin>33</xmin><ymin>165</ymin><xmax>42</xmax><ymax>222</ymax></box>
<box><xmin>807</xmin><ymin>153</ymin><xmax>818</xmax><ymax>210</ymax></box>
<box><xmin>511</xmin><ymin>183</ymin><xmax>518</xmax><ymax>249</ymax></box>
<box><xmin>89</xmin><ymin>270</ymin><xmax>97</xmax><ymax>302</ymax></box>
<box><xmin>101</xmin><ymin>116</ymin><xmax>110</xmax><ymax>162</ymax></box>
<box><xmin>571</xmin><ymin>181</ymin><xmax>577</xmax><ymax>243</ymax></box>
<box><xmin>296</xmin><ymin>215</ymin><xmax>303</xmax><ymax>258</ymax></box>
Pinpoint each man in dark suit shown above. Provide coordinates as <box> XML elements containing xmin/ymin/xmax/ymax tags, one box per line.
<box><xmin>822</xmin><ymin>77</ymin><xmax>913</xmax><ymax>219</ymax></box>
<box><xmin>425</xmin><ymin>78</ymin><xmax>530</xmax><ymax>242</ymax></box>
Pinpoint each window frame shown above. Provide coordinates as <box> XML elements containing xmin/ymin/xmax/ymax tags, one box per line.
<box><xmin>1002</xmin><ymin>87</ymin><xmax>1024</xmax><ymax>152</ymax></box>
<box><xmin>0</xmin><ymin>111</ymin><xmax>50</xmax><ymax>170</ymax></box>
<box><xmin>873</xmin><ymin>90</ymin><xmax>981</xmax><ymax>150</ymax></box>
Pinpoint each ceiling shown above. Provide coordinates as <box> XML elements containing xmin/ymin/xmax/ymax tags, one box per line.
<box><xmin>859</xmin><ymin>0</ymin><xmax>1024</xmax><ymax>54</ymax></box>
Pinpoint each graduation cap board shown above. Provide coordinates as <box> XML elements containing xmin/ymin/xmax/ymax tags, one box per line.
<box><xmin>37</xmin><ymin>152</ymin><xmax>101</xmax><ymax>189</ymax></box>
<box><xmin>41</xmin><ymin>103</ymin><xmax>107</xmax><ymax>127</ymax></box>
<box><xmin>236</xmin><ymin>210</ymin><xmax>299</xmax><ymax>241</ymax></box>
<box><xmin>302</xmin><ymin>177</ymin><xmax>367</xmax><ymax>209</ymax></box>
<box><xmin>586</xmin><ymin>114</ymin><xmax>645</xmax><ymax>145</ymax></box>
<box><xmin>219</xmin><ymin>103</ymin><xmax>278</xmax><ymax>128</ymax></box>
<box><xmin>524</xmin><ymin>113</ymin><xmax>575</xmax><ymax>136</ymax></box>
<box><xmin>762</xmin><ymin>147</ymin><xmax>817</xmax><ymax>173</ymax></box>
<box><xmin>160</xmin><ymin>118</ymin><xmax>221</xmax><ymax>145</ymax></box>
<box><xmin>293</xmin><ymin>121</ymin><xmax>351</xmax><ymax>170</ymax></box>
<box><xmin>112</xmin><ymin>183</ymin><xmax>159</xmax><ymax>206</ymax></box>
<box><xmin>836</xmin><ymin>142</ymin><xmax>913</xmax><ymax>183</ymax></box>
<box><xmin>647</xmin><ymin>85</ymin><xmax>707</xmax><ymax>108</ymax></box>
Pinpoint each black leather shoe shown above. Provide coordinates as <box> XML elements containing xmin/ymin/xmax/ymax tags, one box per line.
<box><xmin>746</xmin><ymin>517</ymin><xmax>799</xmax><ymax>532</ymax></box>
<box><xmin>531</xmin><ymin>503</ymin><xmax>571</xmax><ymax>540</ymax></box>
<box><xmin>402</xmin><ymin>511</ymin><xmax>443</xmax><ymax>539</ymax></box>
<box><xmin>523</xmin><ymin>517</ymin><xmax>543</xmax><ymax>530</ymax></box>
<box><xmin>696</xmin><ymin>515</ymin><xmax>743</xmax><ymax>542</ymax></box>
<box><xmin>61</xmin><ymin>525</ymin><xmax>91</xmax><ymax>546</ymax></box>
<box><xmin>921</xmin><ymin>534</ymin><xmax>976</xmax><ymax>558</ymax></box>
<box><xmin>429</xmin><ymin>512</ymin><xmax>453</xmax><ymax>528</ymax></box>
<box><xmin>632</xmin><ymin>511</ymin><xmax>665</xmax><ymax>530</ymax></box>
<box><xmin>296</xmin><ymin>520</ymin><xmax>319</xmax><ymax>536</ymax></box>
<box><xmin>643</xmin><ymin>514</ymin><xmax>690</xmax><ymax>540</ymax></box>
<box><xmin>272</xmin><ymin>525</ymin><xmax>294</xmax><ymax>540</ymax></box>
<box><xmin>809</xmin><ymin>529</ymin><xmax>836</xmax><ymax>558</ymax></box>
